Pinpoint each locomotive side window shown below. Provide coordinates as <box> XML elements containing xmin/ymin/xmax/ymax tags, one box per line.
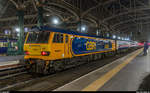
<box><xmin>53</xmin><ymin>33</ymin><xmax>58</xmax><ymax>43</ymax></box>
<box><xmin>53</xmin><ymin>33</ymin><xmax>63</xmax><ymax>43</ymax></box>
<box><xmin>60</xmin><ymin>34</ymin><xmax>63</xmax><ymax>43</ymax></box>
<box><xmin>65</xmin><ymin>35</ymin><xmax>68</xmax><ymax>43</ymax></box>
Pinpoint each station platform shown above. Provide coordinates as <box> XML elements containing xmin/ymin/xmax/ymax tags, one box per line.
<box><xmin>54</xmin><ymin>48</ymin><xmax>149</xmax><ymax>91</ymax></box>
<box><xmin>0</xmin><ymin>55</ymin><xmax>24</xmax><ymax>68</ymax></box>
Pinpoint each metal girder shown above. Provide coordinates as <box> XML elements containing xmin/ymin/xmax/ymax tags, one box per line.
<box><xmin>116</xmin><ymin>21</ymin><xmax>150</xmax><ymax>32</ymax></box>
<box><xmin>1</xmin><ymin>0</ymin><xmax>150</xmax><ymax>42</ymax></box>
<box><xmin>81</xmin><ymin>0</ymin><xmax>118</xmax><ymax>18</ymax></box>
<box><xmin>103</xmin><ymin>7</ymin><xmax>150</xmax><ymax>22</ymax></box>
<box><xmin>112</xmin><ymin>16</ymin><xmax>150</xmax><ymax>28</ymax></box>
<box><xmin>0</xmin><ymin>0</ymin><xmax>9</xmax><ymax>18</ymax></box>
<box><xmin>45</xmin><ymin>1</ymin><xmax>80</xmax><ymax>21</ymax></box>
<box><xmin>0</xmin><ymin>14</ymin><xmax>37</xmax><ymax>22</ymax></box>
<box><xmin>32</xmin><ymin>0</ymin><xmax>38</xmax><ymax>11</ymax></box>
<box><xmin>3</xmin><ymin>0</ymin><xmax>80</xmax><ymax>24</ymax></box>
<box><xmin>9</xmin><ymin>0</ymin><xmax>19</xmax><ymax>8</ymax></box>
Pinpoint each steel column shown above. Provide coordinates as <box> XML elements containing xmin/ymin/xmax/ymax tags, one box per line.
<box><xmin>37</xmin><ymin>6</ymin><xmax>44</xmax><ymax>27</ymax></box>
<box><xmin>17</xmin><ymin>9</ymin><xmax>24</xmax><ymax>55</ymax></box>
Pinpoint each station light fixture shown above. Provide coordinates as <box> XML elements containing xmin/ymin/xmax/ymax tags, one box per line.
<box><xmin>96</xmin><ymin>30</ymin><xmax>101</xmax><ymax>36</ymax></box>
<box><xmin>51</xmin><ymin>17</ymin><xmax>60</xmax><ymax>25</ymax></box>
<box><xmin>126</xmin><ymin>38</ymin><xmax>130</xmax><ymax>40</ymax></box>
<box><xmin>53</xmin><ymin>18</ymin><xmax>59</xmax><ymax>24</ymax></box>
<box><xmin>15</xmin><ymin>28</ymin><xmax>20</xmax><ymax>32</ymax></box>
<box><xmin>81</xmin><ymin>26</ymin><xmax>86</xmax><ymax>31</ymax></box>
<box><xmin>77</xmin><ymin>23</ymin><xmax>88</xmax><ymax>33</ymax></box>
<box><xmin>107</xmin><ymin>33</ymin><xmax>109</xmax><ymax>37</ymax></box>
<box><xmin>96</xmin><ymin>30</ymin><xmax>99</xmax><ymax>35</ymax></box>
<box><xmin>46</xmin><ymin>14</ymin><xmax>50</xmax><ymax>17</ymax></box>
<box><xmin>4</xmin><ymin>30</ymin><xmax>9</xmax><ymax>35</ymax></box>
<box><xmin>118</xmin><ymin>36</ymin><xmax>121</xmax><ymax>39</ymax></box>
<box><xmin>80</xmin><ymin>25</ymin><xmax>88</xmax><ymax>33</ymax></box>
<box><xmin>24</xmin><ymin>27</ymin><xmax>28</xmax><ymax>32</ymax></box>
<box><xmin>124</xmin><ymin>37</ymin><xmax>129</xmax><ymax>40</ymax></box>
<box><xmin>113</xmin><ymin>35</ymin><xmax>116</xmax><ymax>39</ymax></box>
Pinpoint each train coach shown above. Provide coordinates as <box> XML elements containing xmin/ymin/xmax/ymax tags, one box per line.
<box><xmin>0</xmin><ymin>38</ymin><xmax>17</xmax><ymax>55</ymax></box>
<box><xmin>23</xmin><ymin>26</ymin><xmax>139</xmax><ymax>74</ymax></box>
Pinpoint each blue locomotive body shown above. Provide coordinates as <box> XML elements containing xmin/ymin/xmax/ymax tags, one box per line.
<box><xmin>72</xmin><ymin>37</ymin><xmax>114</xmax><ymax>55</ymax></box>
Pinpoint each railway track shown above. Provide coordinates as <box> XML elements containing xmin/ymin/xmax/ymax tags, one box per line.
<box><xmin>0</xmin><ymin>73</ymin><xmax>41</xmax><ymax>91</ymax></box>
<box><xmin>0</xmin><ymin>64</ymin><xmax>35</xmax><ymax>91</ymax></box>
<box><xmin>0</xmin><ymin>65</ymin><xmax>26</xmax><ymax>80</ymax></box>
<box><xmin>0</xmin><ymin>63</ymin><xmax>47</xmax><ymax>91</ymax></box>
<box><xmin>0</xmin><ymin>48</ymin><xmax>140</xmax><ymax>91</ymax></box>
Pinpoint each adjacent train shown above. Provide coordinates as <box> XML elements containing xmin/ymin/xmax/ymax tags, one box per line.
<box><xmin>0</xmin><ymin>38</ymin><xmax>17</xmax><ymax>54</ymax></box>
<box><xmin>23</xmin><ymin>26</ymin><xmax>140</xmax><ymax>74</ymax></box>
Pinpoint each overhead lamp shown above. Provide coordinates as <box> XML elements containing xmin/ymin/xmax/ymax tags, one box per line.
<box><xmin>16</xmin><ymin>28</ymin><xmax>20</xmax><ymax>32</ymax></box>
<box><xmin>24</xmin><ymin>27</ymin><xmax>28</xmax><ymax>32</ymax></box>
<box><xmin>80</xmin><ymin>25</ymin><xmax>88</xmax><ymax>32</ymax></box>
<box><xmin>127</xmin><ymin>38</ymin><xmax>130</xmax><ymax>40</ymax></box>
<box><xmin>4</xmin><ymin>30</ymin><xmax>9</xmax><ymax>35</ymax></box>
<box><xmin>81</xmin><ymin>26</ymin><xmax>86</xmax><ymax>31</ymax></box>
<box><xmin>53</xmin><ymin>18</ymin><xmax>59</xmax><ymax>24</ymax></box>
<box><xmin>96</xmin><ymin>30</ymin><xmax>99</xmax><ymax>35</ymax></box>
<box><xmin>46</xmin><ymin>14</ymin><xmax>50</xmax><ymax>16</ymax></box>
<box><xmin>113</xmin><ymin>35</ymin><xmax>116</xmax><ymax>39</ymax></box>
<box><xmin>51</xmin><ymin>17</ymin><xmax>60</xmax><ymax>25</ymax></box>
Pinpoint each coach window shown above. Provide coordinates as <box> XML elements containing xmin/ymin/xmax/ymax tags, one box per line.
<box><xmin>0</xmin><ymin>42</ymin><xmax>3</xmax><ymax>47</ymax></box>
<box><xmin>3</xmin><ymin>42</ymin><xmax>8</xmax><ymax>47</ymax></box>
<box><xmin>65</xmin><ymin>35</ymin><xmax>68</xmax><ymax>43</ymax></box>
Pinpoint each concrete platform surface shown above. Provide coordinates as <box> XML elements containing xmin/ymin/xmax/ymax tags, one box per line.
<box><xmin>0</xmin><ymin>55</ymin><xmax>24</xmax><ymax>67</ymax></box>
<box><xmin>54</xmin><ymin>48</ymin><xmax>146</xmax><ymax>91</ymax></box>
<box><xmin>0</xmin><ymin>55</ymin><xmax>24</xmax><ymax>62</ymax></box>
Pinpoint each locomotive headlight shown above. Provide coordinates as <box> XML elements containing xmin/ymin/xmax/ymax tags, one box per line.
<box><xmin>41</xmin><ymin>51</ymin><xmax>50</xmax><ymax>56</ymax></box>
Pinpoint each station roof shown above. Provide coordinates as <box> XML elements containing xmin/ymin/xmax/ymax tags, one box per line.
<box><xmin>0</xmin><ymin>0</ymin><xmax>150</xmax><ymax>42</ymax></box>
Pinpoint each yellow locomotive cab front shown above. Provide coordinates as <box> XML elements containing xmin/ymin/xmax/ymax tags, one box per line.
<box><xmin>24</xmin><ymin>31</ymin><xmax>51</xmax><ymax>60</ymax></box>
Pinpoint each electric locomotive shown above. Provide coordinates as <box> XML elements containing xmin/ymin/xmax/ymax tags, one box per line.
<box><xmin>23</xmin><ymin>26</ymin><xmax>139</xmax><ymax>74</ymax></box>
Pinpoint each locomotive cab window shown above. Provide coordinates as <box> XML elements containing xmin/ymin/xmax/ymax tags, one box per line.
<box><xmin>53</xmin><ymin>33</ymin><xmax>63</xmax><ymax>43</ymax></box>
<box><xmin>26</xmin><ymin>31</ymin><xmax>50</xmax><ymax>44</ymax></box>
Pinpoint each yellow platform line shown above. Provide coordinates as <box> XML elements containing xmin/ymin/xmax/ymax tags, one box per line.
<box><xmin>82</xmin><ymin>49</ymin><xmax>143</xmax><ymax>91</ymax></box>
